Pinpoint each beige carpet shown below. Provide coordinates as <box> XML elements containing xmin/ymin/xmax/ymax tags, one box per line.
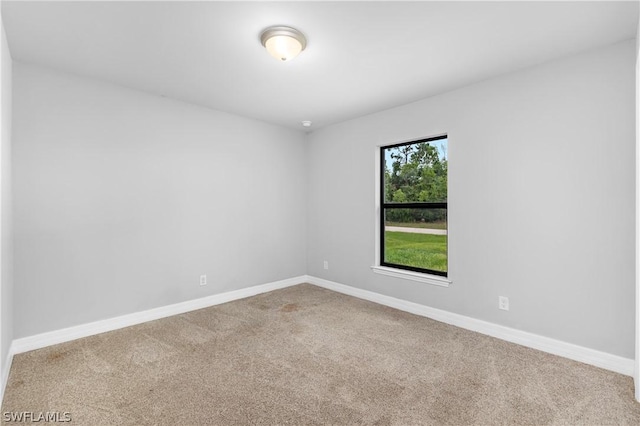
<box><xmin>2</xmin><ymin>283</ymin><xmax>639</xmax><ymax>425</ymax></box>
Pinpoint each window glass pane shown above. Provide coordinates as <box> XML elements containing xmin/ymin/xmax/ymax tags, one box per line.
<box><xmin>383</xmin><ymin>208</ymin><xmax>447</xmax><ymax>273</ymax></box>
<box><xmin>383</xmin><ymin>139</ymin><xmax>448</xmax><ymax>203</ymax></box>
<box><xmin>385</xmin><ymin>207</ymin><xmax>447</xmax><ymax>231</ymax></box>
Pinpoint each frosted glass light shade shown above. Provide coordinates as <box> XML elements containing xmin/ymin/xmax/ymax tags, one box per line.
<box><xmin>265</xmin><ymin>35</ymin><xmax>302</xmax><ymax>61</ymax></box>
<box><xmin>260</xmin><ymin>26</ymin><xmax>307</xmax><ymax>62</ymax></box>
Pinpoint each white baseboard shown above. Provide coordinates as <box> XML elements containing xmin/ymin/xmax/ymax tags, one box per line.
<box><xmin>4</xmin><ymin>272</ymin><xmax>634</xmax><ymax>404</ymax></box>
<box><xmin>11</xmin><ymin>276</ymin><xmax>306</xmax><ymax>355</ymax></box>
<box><xmin>305</xmin><ymin>275</ymin><xmax>635</xmax><ymax>377</ymax></box>
<box><xmin>0</xmin><ymin>342</ymin><xmax>15</xmax><ymax>405</ymax></box>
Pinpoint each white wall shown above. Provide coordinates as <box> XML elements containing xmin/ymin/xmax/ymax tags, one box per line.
<box><xmin>0</xmin><ymin>10</ymin><xmax>13</xmax><ymax>384</ymax></box>
<box><xmin>7</xmin><ymin>35</ymin><xmax>637</xmax><ymax>368</ymax></box>
<box><xmin>12</xmin><ymin>63</ymin><xmax>307</xmax><ymax>338</ymax></box>
<box><xmin>635</xmin><ymin>10</ymin><xmax>640</xmax><ymax>400</ymax></box>
<box><xmin>307</xmin><ymin>40</ymin><xmax>636</xmax><ymax>359</ymax></box>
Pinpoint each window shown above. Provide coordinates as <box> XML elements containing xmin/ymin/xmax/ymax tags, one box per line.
<box><xmin>380</xmin><ymin>135</ymin><xmax>448</xmax><ymax>277</ymax></box>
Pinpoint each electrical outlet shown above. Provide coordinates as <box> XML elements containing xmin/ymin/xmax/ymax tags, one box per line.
<box><xmin>200</xmin><ymin>275</ymin><xmax>207</xmax><ymax>286</ymax></box>
<box><xmin>498</xmin><ymin>296</ymin><xmax>509</xmax><ymax>311</ymax></box>
<box><xmin>323</xmin><ymin>261</ymin><xmax>329</xmax><ymax>270</ymax></box>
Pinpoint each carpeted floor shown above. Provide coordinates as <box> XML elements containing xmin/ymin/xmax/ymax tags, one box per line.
<box><xmin>2</xmin><ymin>283</ymin><xmax>640</xmax><ymax>425</ymax></box>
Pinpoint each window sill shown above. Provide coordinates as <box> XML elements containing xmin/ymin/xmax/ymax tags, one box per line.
<box><xmin>371</xmin><ymin>266</ymin><xmax>452</xmax><ymax>287</ymax></box>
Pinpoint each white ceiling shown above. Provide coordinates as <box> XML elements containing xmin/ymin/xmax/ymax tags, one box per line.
<box><xmin>2</xmin><ymin>1</ymin><xmax>638</xmax><ymax>130</ymax></box>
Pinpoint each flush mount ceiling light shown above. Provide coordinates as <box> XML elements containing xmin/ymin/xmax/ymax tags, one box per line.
<box><xmin>260</xmin><ymin>26</ymin><xmax>307</xmax><ymax>62</ymax></box>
